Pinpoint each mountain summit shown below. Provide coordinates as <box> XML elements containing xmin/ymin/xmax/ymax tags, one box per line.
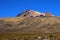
<box><xmin>17</xmin><ymin>10</ymin><xmax>54</xmax><ymax>17</ymax></box>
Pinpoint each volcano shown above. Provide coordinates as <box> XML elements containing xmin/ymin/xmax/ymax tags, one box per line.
<box><xmin>17</xmin><ymin>10</ymin><xmax>54</xmax><ymax>17</ymax></box>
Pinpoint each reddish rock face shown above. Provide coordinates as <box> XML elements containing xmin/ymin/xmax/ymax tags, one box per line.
<box><xmin>44</xmin><ymin>12</ymin><xmax>54</xmax><ymax>17</ymax></box>
<box><xmin>17</xmin><ymin>10</ymin><xmax>54</xmax><ymax>17</ymax></box>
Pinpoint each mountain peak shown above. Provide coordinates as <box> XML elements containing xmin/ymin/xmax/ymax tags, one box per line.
<box><xmin>17</xmin><ymin>10</ymin><xmax>54</xmax><ymax>17</ymax></box>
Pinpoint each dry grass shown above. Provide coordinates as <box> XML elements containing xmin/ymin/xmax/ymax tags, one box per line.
<box><xmin>0</xmin><ymin>17</ymin><xmax>60</xmax><ymax>40</ymax></box>
<box><xmin>0</xmin><ymin>33</ymin><xmax>60</xmax><ymax>40</ymax></box>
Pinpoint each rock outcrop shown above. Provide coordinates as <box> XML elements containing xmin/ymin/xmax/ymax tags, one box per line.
<box><xmin>17</xmin><ymin>10</ymin><xmax>54</xmax><ymax>17</ymax></box>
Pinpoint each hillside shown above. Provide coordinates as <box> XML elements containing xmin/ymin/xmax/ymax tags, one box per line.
<box><xmin>0</xmin><ymin>17</ymin><xmax>60</xmax><ymax>40</ymax></box>
<box><xmin>0</xmin><ymin>17</ymin><xmax>60</xmax><ymax>33</ymax></box>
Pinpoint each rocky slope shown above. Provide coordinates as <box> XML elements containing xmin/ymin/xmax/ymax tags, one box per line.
<box><xmin>17</xmin><ymin>10</ymin><xmax>54</xmax><ymax>17</ymax></box>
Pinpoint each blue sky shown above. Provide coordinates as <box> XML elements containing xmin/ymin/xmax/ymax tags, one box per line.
<box><xmin>0</xmin><ymin>0</ymin><xmax>60</xmax><ymax>18</ymax></box>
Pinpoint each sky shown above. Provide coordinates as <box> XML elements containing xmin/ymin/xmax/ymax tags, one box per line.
<box><xmin>0</xmin><ymin>0</ymin><xmax>60</xmax><ymax>18</ymax></box>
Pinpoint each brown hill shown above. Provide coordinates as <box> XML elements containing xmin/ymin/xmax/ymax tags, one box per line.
<box><xmin>0</xmin><ymin>16</ymin><xmax>60</xmax><ymax>33</ymax></box>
